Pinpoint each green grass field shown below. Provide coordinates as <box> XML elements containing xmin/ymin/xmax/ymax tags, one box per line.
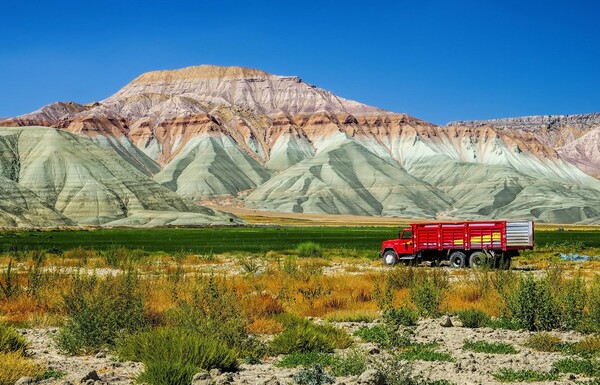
<box><xmin>0</xmin><ymin>227</ymin><xmax>598</xmax><ymax>255</ymax></box>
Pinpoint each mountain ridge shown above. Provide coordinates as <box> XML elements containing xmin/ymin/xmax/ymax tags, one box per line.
<box><xmin>1</xmin><ymin>65</ymin><xmax>599</xmax><ymax>224</ymax></box>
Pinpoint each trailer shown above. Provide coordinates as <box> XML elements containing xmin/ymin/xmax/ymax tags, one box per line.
<box><xmin>380</xmin><ymin>220</ymin><xmax>534</xmax><ymax>268</ymax></box>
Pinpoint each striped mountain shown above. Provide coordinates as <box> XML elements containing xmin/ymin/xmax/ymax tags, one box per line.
<box><xmin>2</xmin><ymin>65</ymin><xmax>599</xmax><ymax>224</ymax></box>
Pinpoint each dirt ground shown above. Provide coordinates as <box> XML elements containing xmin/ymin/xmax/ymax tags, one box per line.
<box><xmin>21</xmin><ymin>317</ymin><xmax>590</xmax><ymax>385</ymax></box>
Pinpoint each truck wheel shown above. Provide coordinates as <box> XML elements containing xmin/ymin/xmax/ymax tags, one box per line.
<box><xmin>469</xmin><ymin>251</ymin><xmax>488</xmax><ymax>268</ymax></box>
<box><xmin>383</xmin><ymin>250</ymin><xmax>397</xmax><ymax>266</ymax></box>
<box><xmin>449</xmin><ymin>251</ymin><xmax>466</xmax><ymax>268</ymax></box>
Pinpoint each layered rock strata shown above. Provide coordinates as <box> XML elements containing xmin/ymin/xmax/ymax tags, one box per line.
<box><xmin>1</xmin><ymin>65</ymin><xmax>599</xmax><ymax>224</ymax></box>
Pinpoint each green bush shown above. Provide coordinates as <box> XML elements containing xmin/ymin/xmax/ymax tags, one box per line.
<box><xmin>137</xmin><ymin>361</ymin><xmax>198</xmax><ymax>385</ymax></box>
<box><xmin>292</xmin><ymin>364</ymin><xmax>334</xmax><ymax>385</ymax></box>
<box><xmin>0</xmin><ymin>259</ymin><xmax>20</xmax><ymax>299</ymax></box>
<box><xmin>410</xmin><ymin>278</ymin><xmax>443</xmax><ymax>318</ymax></box>
<box><xmin>386</xmin><ymin>266</ymin><xmax>416</xmax><ymax>289</ymax></box>
<box><xmin>523</xmin><ymin>333</ymin><xmax>562</xmax><ymax>352</ymax></box>
<box><xmin>456</xmin><ymin>309</ymin><xmax>490</xmax><ymax>328</ymax></box>
<box><xmin>0</xmin><ymin>324</ymin><xmax>27</xmax><ymax>355</ymax></box>
<box><xmin>164</xmin><ymin>275</ymin><xmax>257</xmax><ymax>356</ymax></box>
<box><xmin>487</xmin><ymin>317</ymin><xmax>520</xmax><ymax>330</ymax></box>
<box><xmin>508</xmin><ymin>275</ymin><xmax>560</xmax><ymax>331</ymax></box>
<box><xmin>558</xmin><ymin>274</ymin><xmax>587</xmax><ymax>330</ymax></box>
<box><xmin>585</xmin><ymin>277</ymin><xmax>600</xmax><ymax>333</ymax></box>
<box><xmin>372</xmin><ymin>353</ymin><xmax>454</xmax><ymax>385</ymax></box>
<box><xmin>463</xmin><ymin>340</ymin><xmax>518</xmax><ymax>354</ymax></box>
<box><xmin>575</xmin><ymin>379</ymin><xmax>600</xmax><ymax>385</ymax></box>
<box><xmin>56</xmin><ymin>271</ymin><xmax>148</xmax><ymax>354</ymax></box>
<box><xmin>102</xmin><ymin>247</ymin><xmax>148</xmax><ymax>268</ymax></box>
<box><xmin>354</xmin><ymin>325</ymin><xmax>388</xmax><ymax>346</ymax></box>
<box><xmin>276</xmin><ymin>352</ymin><xmax>333</xmax><ymax>368</ymax></box>
<box><xmin>37</xmin><ymin>369</ymin><xmax>65</xmax><ymax>381</ymax></box>
<box><xmin>296</xmin><ymin>242</ymin><xmax>323</xmax><ymax>258</ymax></box>
<box><xmin>270</xmin><ymin>317</ymin><xmax>351</xmax><ymax>354</ymax></box>
<box><xmin>354</xmin><ymin>325</ymin><xmax>412</xmax><ymax>349</ymax></box>
<box><xmin>492</xmin><ymin>368</ymin><xmax>559</xmax><ymax>382</ymax></box>
<box><xmin>329</xmin><ymin>349</ymin><xmax>367</xmax><ymax>377</ymax></box>
<box><xmin>119</xmin><ymin>327</ymin><xmax>238</xmax><ymax>385</ymax></box>
<box><xmin>384</xmin><ymin>306</ymin><xmax>419</xmax><ymax>327</ymax></box>
<box><xmin>552</xmin><ymin>358</ymin><xmax>600</xmax><ymax>377</ymax></box>
<box><xmin>398</xmin><ymin>343</ymin><xmax>453</xmax><ymax>362</ymax></box>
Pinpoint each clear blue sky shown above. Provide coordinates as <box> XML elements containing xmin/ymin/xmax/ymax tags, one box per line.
<box><xmin>1</xmin><ymin>0</ymin><xmax>598</xmax><ymax>124</ymax></box>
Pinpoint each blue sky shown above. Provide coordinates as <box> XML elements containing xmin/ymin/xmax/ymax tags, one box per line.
<box><xmin>1</xmin><ymin>0</ymin><xmax>598</xmax><ymax>124</ymax></box>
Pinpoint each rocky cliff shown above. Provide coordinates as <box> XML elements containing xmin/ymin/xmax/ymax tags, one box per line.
<box><xmin>447</xmin><ymin>113</ymin><xmax>600</xmax><ymax>147</ymax></box>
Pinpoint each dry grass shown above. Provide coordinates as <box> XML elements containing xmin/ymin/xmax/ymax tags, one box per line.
<box><xmin>246</xmin><ymin>318</ymin><xmax>284</xmax><ymax>335</ymax></box>
<box><xmin>1</xmin><ymin>245</ymin><xmax>600</xmax><ymax>334</ymax></box>
<box><xmin>574</xmin><ymin>335</ymin><xmax>600</xmax><ymax>356</ymax></box>
<box><xmin>0</xmin><ymin>352</ymin><xmax>44</xmax><ymax>385</ymax></box>
<box><xmin>244</xmin><ymin>293</ymin><xmax>285</xmax><ymax>318</ymax></box>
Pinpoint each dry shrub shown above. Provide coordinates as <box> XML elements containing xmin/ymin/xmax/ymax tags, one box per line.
<box><xmin>62</xmin><ymin>247</ymin><xmax>96</xmax><ymax>262</ymax></box>
<box><xmin>246</xmin><ymin>318</ymin><xmax>284</xmax><ymax>335</ymax></box>
<box><xmin>573</xmin><ymin>335</ymin><xmax>600</xmax><ymax>357</ymax></box>
<box><xmin>0</xmin><ymin>352</ymin><xmax>44</xmax><ymax>385</ymax></box>
<box><xmin>245</xmin><ymin>293</ymin><xmax>285</xmax><ymax>318</ymax></box>
<box><xmin>445</xmin><ymin>286</ymin><xmax>480</xmax><ymax>313</ymax></box>
<box><xmin>393</xmin><ymin>288</ymin><xmax>411</xmax><ymax>307</ymax></box>
<box><xmin>231</xmin><ymin>278</ymin><xmax>252</xmax><ymax>295</ymax></box>
<box><xmin>385</xmin><ymin>266</ymin><xmax>416</xmax><ymax>289</ymax></box>
<box><xmin>143</xmin><ymin>276</ymin><xmax>175</xmax><ymax>316</ymax></box>
<box><xmin>0</xmin><ymin>295</ymin><xmax>43</xmax><ymax>324</ymax></box>
<box><xmin>264</xmin><ymin>250</ymin><xmax>281</xmax><ymax>259</ymax></box>
<box><xmin>46</xmin><ymin>256</ymin><xmax>84</xmax><ymax>267</ymax></box>
<box><xmin>325</xmin><ymin>309</ymin><xmax>378</xmax><ymax>323</ymax></box>
<box><xmin>523</xmin><ymin>332</ymin><xmax>562</xmax><ymax>352</ymax></box>
<box><xmin>321</xmin><ymin>295</ymin><xmax>347</xmax><ymax>310</ymax></box>
<box><xmin>341</xmin><ymin>275</ymin><xmax>373</xmax><ymax>303</ymax></box>
<box><xmin>353</xmin><ymin>288</ymin><xmax>372</xmax><ymax>302</ymax></box>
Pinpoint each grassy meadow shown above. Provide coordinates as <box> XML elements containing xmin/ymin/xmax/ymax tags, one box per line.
<box><xmin>0</xmin><ymin>226</ymin><xmax>599</xmax><ymax>254</ymax></box>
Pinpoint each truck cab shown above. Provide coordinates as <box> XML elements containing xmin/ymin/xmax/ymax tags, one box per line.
<box><xmin>381</xmin><ymin>227</ymin><xmax>414</xmax><ymax>265</ymax></box>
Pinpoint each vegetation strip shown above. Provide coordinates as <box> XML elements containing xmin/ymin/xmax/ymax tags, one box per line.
<box><xmin>0</xmin><ymin>228</ymin><xmax>599</xmax><ymax>254</ymax></box>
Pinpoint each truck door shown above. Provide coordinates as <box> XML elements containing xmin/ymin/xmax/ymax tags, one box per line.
<box><xmin>399</xmin><ymin>229</ymin><xmax>413</xmax><ymax>255</ymax></box>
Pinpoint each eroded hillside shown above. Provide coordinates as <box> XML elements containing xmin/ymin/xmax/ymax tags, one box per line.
<box><xmin>2</xmin><ymin>65</ymin><xmax>600</xmax><ymax>224</ymax></box>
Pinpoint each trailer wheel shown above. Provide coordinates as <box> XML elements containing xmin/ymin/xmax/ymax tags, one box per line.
<box><xmin>383</xmin><ymin>250</ymin><xmax>397</xmax><ymax>266</ymax></box>
<box><xmin>469</xmin><ymin>251</ymin><xmax>488</xmax><ymax>268</ymax></box>
<box><xmin>449</xmin><ymin>251</ymin><xmax>467</xmax><ymax>268</ymax></box>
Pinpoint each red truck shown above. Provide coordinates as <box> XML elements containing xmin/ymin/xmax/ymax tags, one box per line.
<box><xmin>381</xmin><ymin>220</ymin><xmax>534</xmax><ymax>268</ymax></box>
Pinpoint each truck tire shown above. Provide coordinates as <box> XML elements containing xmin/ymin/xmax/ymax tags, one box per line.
<box><xmin>383</xmin><ymin>250</ymin><xmax>397</xmax><ymax>266</ymax></box>
<box><xmin>469</xmin><ymin>251</ymin><xmax>488</xmax><ymax>268</ymax></box>
<box><xmin>449</xmin><ymin>251</ymin><xmax>467</xmax><ymax>268</ymax></box>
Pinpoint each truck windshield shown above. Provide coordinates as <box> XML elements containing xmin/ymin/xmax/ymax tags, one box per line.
<box><xmin>401</xmin><ymin>230</ymin><xmax>412</xmax><ymax>239</ymax></box>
